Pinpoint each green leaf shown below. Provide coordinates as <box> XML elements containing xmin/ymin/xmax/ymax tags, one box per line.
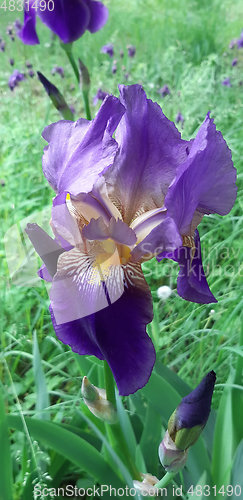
<box><xmin>140</xmin><ymin>404</ymin><xmax>161</xmax><ymax>476</ymax></box>
<box><xmin>232</xmin><ymin>439</ymin><xmax>243</xmax><ymax>500</ymax></box>
<box><xmin>33</xmin><ymin>330</ymin><xmax>50</xmax><ymax>420</ymax></box>
<box><xmin>7</xmin><ymin>415</ymin><xmax>122</xmax><ymax>487</ymax></box>
<box><xmin>116</xmin><ymin>390</ymin><xmax>137</xmax><ymax>458</ymax></box>
<box><xmin>0</xmin><ymin>385</ymin><xmax>13</xmax><ymax>500</ymax></box>
<box><xmin>211</xmin><ymin>369</ymin><xmax>234</xmax><ymax>492</ymax></box>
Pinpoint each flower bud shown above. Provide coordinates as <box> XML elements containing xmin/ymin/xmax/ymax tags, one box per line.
<box><xmin>168</xmin><ymin>371</ymin><xmax>216</xmax><ymax>450</ymax></box>
<box><xmin>158</xmin><ymin>430</ymin><xmax>188</xmax><ymax>473</ymax></box>
<box><xmin>133</xmin><ymin>473</ymin><xmax>159</xmax><ymax>497</ymax></box>
<box><xmin>159</xmin><ymin>371</ymin><xmax>216</xmax><ymax>473</ymax></box>
<box><xmin>81</xmin><ymin>376</ymin><xmax>118</xmax><ymax>425</ymax></box>
<box><xmin>37</xmin><ymin>71</ymin><xmax>74</xmax><ymax>121</ymax></box>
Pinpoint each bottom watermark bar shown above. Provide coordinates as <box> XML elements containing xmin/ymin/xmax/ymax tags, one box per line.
<box><xmin>33</xmin><ymin>484</ymin><xmax>168</xmax><ymax>497</ymax></box>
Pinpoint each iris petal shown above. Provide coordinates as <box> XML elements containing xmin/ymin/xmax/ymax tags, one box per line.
<box><xmin>17</xmin><ymin>1</ymin><xmax>40</xmax><ymax>45</ymax></box>
<box><xmin>157</xmin><ymin>230</ymin><xmax>217</xmax><ymax>304</ymax></box>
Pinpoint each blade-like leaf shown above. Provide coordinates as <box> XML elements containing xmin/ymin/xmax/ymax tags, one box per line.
<box><xmin>140</xmin><ymin>404</ymin><xmax>161</xmax><ymax>476</ymax></box>
<box><xmin>33</xmin><ymin>330</ymin><xmax>50</xmax><ymax>420</ymax></box>
<box><xmin>7</xmin><ymin>415</ymin><xmax>123</xmax><ymax>488</ymax></box>
<box><xmin>116</xmin><ymin>390</ymin><xmax>137</xmax><ymax>458</ymax></box>
<box><xmin>0</xmin><ymin>385</ymin><xmax>13</xmax><ymax>500</ymax></box>
<box><xmin>211</xmin><ymin>369</ymin><xmax>234</xmax><ymax>491</ymax></box>
<box><xmin>232</xmin><ymin>439</ymin><xmax>243</xmax><ymax>500</ymax></box>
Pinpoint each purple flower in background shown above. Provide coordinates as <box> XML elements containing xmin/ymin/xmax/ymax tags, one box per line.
<box><xmin>229</xmin><ymin>39</ymin><xmax>237</xmax><ymax>49</ymax></box>
<box><xmin>0</xmin><ymin>41</ymin><xmax>6</xmax><ymax>52</ymax></box>
<box><xmin>6</xmin><ymin>26</ymin><xmax>13</xmax><ymax>36</ymax></box>
<box><xmin>176</xmin><ymin>111</ymin><xmax>184</xmax><ymax>125</ymax></box>
<box><xmin>237</xmin><ymin>29</ymin><xmax>243</xmax><ymax>49</ymax></box>
<box><xmin>158</xmin><ymin>84</ymin><xmax>170</xmax><ymax>97</ymax></box>
<box><xmin>10</xmin><ymin>36</ymin><xmax>15</xmax><ymax>42</ymax></box>
<box><xmin>26</xmin><ymin>85</ymin><xmax>236</xmax><ymax>395</ymax></box>
<box><xmin>51</xmin><ymin>65</ymin><xmax>65</xmax><ymax>78</ymax></box>
<box><xmin>14</xmin><ymin>19</ymin><xmax>22</xmax><ymax>31</ymax></box>
<box><xmin>9</xmin><ymin>58</ymin><xmax>14</xmax><ymax>66</ymax></box>
<box><xmin>17</xmin><ymin>0</ymin><xmax>109</xmax><ymax>45</ymax></box>
<box><xmin>101</xmin><ymin>43</ymin><xmax>114</xmax><ymax>57</ymax></box>
<box><xmin>231</xmin><ymin>58</ymin><xmax>238</xmax><ymax>66</ymax></box>
<box><xmin>120</xmin><ymin>50</ymin><xmax>124</xmax><ymax>58</ymax></box>
<box><xmin>25</xmin><ymin>60</ymin><xmax>32</xmax><ymax>68</ymax></box>
<box><xmin>93</xmin><ymin>88</ymin><xmax>108</xmax><ymax>105</ymax></box>
<box><xmin>221</xmin><ymin>77</ymin><xmax>232</xmax><ymax>87</ymax></box>
<box><xmin>28</xmin><ymin>69</ymin><xmax>35</xmax><ymax>78</ymax></box>
<box><xmin>127</xmin><ymin>45</ymin><xmax>136</xmax><ymax>57</ymax></box>
<box><xmin>8</xmin><ymin>69</ymin><xmax>25</xmax><ymax>91</ymax></box>
<box><xmin>112</xmin><ymin>62</ymin><xmax>117</xmax><ymax>74</ymax></box>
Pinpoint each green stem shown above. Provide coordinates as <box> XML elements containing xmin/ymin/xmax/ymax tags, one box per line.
<box><xmin>103</xmin><ymin>361</ymin><xmax>141</xmax><ymax>481</ymax></box>
<box><xmin>154</xmin><ymin>472</ymin><xmax>176</xmax><ymax>489</ymax></box>
<box><xmin>60</xmin><ymin>43</ymin><xmax>91</xmax><ymax>120</ymax></box>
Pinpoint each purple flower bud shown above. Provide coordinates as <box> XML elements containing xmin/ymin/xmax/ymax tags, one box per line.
<box><xmin>28</xmin><ymin>69</ymin><xmax>35</xmax><ymax>78</ymax></box>
<box><xmin>7</xmin><ymin>26</ymin><xmax>13</xmax><ymax>36</ymax></box>
<box><xmin>10</xmin><ymin>36</ymin><xmax>15</xmax><ymax>42</ymax></box>
<box><xmin>158</xmin><ymin>84</ymin><xmax>170</xmax><ymax>97</ymax></box>
<box><xmin>229</xmin><ymin>39</ymin><xmax>237</xmax><ymax>49</ymax></box>
<box><xmin>221</xmin><ymin>77</ymin><xmax>232</xmax><ymax>87</ymax></box>
<box><xmin>120</xmin><ymin>49</ymin><xmax>124</xmax><ymax>58</ymax></box>
<box><xmin>25</xmin><ymin>61</ymin><xmax>33</xmax><ymax>68</ymax></box>
<box><xmin>0</xmin><ymin>41</ymin><xmax>6</xmax><ymax>52</ymax></box>
<box><xmin>93</xmin><ymin>88</ymin><xmax>108</xmax><ymax>106</ymax></box>
<box><xmin>231</xmin><ymin>58</ymin><xmax>238</xmax><ymax>66</ymax></box>
<box><xmin>14</xmin><ymin>19</ymin><xmax>22</xmax><ymax>31</ymax></box>
<box><xmin>101</xmin><ymin>43</ymin><xmax>114</xmax><ymax>57</ymax></box>
<box><xmin>168</xmin><ymin>371</ymin><xmax>216</xmax><ymax>450</ymax></box>
<box><xmin>8</xmin><ymin>69</ymin><xmax>25</xmax><ymax>91</ymax></box>
<box><xmin>112</xmin><ymin>62</ymin><xmax>117</xmax><ymax>74</ymax></box>
<box><xmin>56</xmin><ymin>66</ymin><xmax>64</xmax><ymax>78</ymax></box>
<box><xmin>9</xmin><ymin>58</ymin><xmax>14</xmax><ymax>66</ymax></box>
<box><xmin>237</xmin><ymin>37</ymin><xmax>243</xmax><ymax>49</ymax></box>
<box><xmin>176</xmin><ymin>112</ymin><xmax>184</xmax><ymax>124</ymax></box>
<box><xmin>127</xmin><ymin>44</ymin><xmax>136</xmax><ymax>57</ymax></box>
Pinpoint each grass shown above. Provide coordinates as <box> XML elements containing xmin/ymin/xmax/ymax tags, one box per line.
<box><xmin>0</xmin><ymin>0</ymin><xmax>243</xmax><ymax>497</ymax></box>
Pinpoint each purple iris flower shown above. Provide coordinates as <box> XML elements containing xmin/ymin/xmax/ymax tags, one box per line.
<box><xmin>25</xmin><ymin>85</ymin><xmax>236</xmax><ymax>396</ymax></box>
<box><xmin>8</xmin><ymin>69</ymin><xmax>25</xmax><ymax>91</ymax></box>
<box><xmin>176</xmin><ymin>112</ymin><xmax>184</xmax><ymax>124</ymax></box>
<box><xmin>127</xmin><ymin>45</ymin><xmax>136</xmax><ymax>57</ymax></box>
<box><xmin>17</xmin><ymin>0</ymin><xmax>108</xmax><ymax>45</ymax></box>
<box><xmin>231</xmin><ymin>58</ymin><xmax>238</xmax><ymax>66</ymax></box>
<box><xmin>101</xmin><ymin>43</ymin><xmax>114</xmax><ymax>57</ymax></box>
<box><xmin>28</xmin><ymin>69</ymin><xmax>35</xmax><ymax>78</ymax></box>
<box><xmin>158</xmin><ymin>84</ymin><xmax>170</xmax><ymax>97</ymax></box>
<box><xmin>221</xmin><ymin>77</ymin><xmax>232</xmax><ymax>87</ymax></box>
<box><xmin>9</xmin><ymin>58</ymin><xmax>14</xmax><ymax>66</ymax></box>
<box><xmin>93</xmin><ymin>88</ymin><xmax>108</xmax><ymax>106</ymax></box>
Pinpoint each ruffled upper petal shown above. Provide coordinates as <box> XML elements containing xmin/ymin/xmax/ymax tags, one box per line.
<box><xmin>157</xmin><ymin>230</ymin><xmax>217</xmax><ymax>304</ymax></box>
<box><xmin>42</xmin><ymin>96</ymin><xmax>125</xmax><ymax>195</ymax></box>
<box><xmin>37</xmin><ymin>0</ymin><xmax>91</xmax><ymax>44</ymax></box>
<box><xmin>105</xmin><ymin>84</ymin><xmax>190</xmax><ymax>225</ymax></box>
<box><xmin>17</xmin><ymin>1</ymin><xmax>40</xmax><ymax>45</ymax></box>
<box><xmin>83</xmin><ymin>0</ymin><xmax>109</xmax><ymax>33</ymax></box>
<box><xmin>165</xmin><ymin>113</ymin><xmax>237</xmax><ymax>235</ymax></box>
